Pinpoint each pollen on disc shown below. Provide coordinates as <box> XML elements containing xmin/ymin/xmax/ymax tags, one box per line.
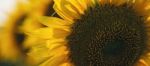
<box><xmin>67</xmin><ymin>4</ymin><xmax>147</xmax><ymax>66</ymax></box>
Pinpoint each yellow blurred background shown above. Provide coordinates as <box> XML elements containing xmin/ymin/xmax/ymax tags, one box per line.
<box><xmin>0</xmin><ymin>0</ymin><xmax>17</xmax><ymax>26</ymax></box>
<box><xmin>0</xmin><ymin>0</ymin><xmax>54</xmax><ymax>66</ymax></box>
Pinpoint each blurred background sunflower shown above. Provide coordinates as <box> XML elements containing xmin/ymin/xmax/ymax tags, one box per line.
<box><xmin>0</xmin><ymin>0</ymin><xmax>55</xmax><ymax>66</ymax></box>
<box><xmin>0</xmin><ymin>0</ymin><xmax>27</xmax><ymax>66</ymax></box>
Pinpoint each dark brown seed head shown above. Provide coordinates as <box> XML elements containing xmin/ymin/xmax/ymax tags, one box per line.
<box><xmin>67</xmin><ymin>4</ymin><xmax>147</xmax><ymax>66</ymax></box>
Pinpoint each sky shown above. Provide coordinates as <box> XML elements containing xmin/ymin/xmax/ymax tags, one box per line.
<box><xmin>0</xmin><ymin>0</ymin><xmax>17</xmax><ymax>26</ymax></box>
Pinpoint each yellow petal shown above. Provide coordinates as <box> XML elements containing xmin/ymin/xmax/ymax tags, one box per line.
<box><xmin>27</xmin><ymin>39</ymin><xmax>68</xmax><ymax>65</ymax></box>
<box><xmin>139</xmin><ymin>53</ymin><xmax>150</xmax><ymax>66</ymax></box>
<box><xmin>21</xmin><ymin>17</ymin><xmax>43</xmax><ymax>34</ymax></box>
<box><xmin>110</xmin><ymin>0</ymin><xmax>127</xmax><ymax>6</ymax></box>
<box><xmin>76</xmin><ymin>0</ymin><xmax>88</xmax><ymax>10</ymax></box>
<box><xmin>46</xmin><ymin>39</ymin><xmax>66</xmax><ymax>50</ymax></box>
<box><xmin>53</xmin><ymin>28</ymin><xmax>70</xmax><ymax>38</ymax></box>
<box><xmin>133</xmin><ymin>0</ymin><xmax>150</xmax><ymax>16</ymax></box>
<box><xmin>38</xmin><ymin>16</ymin><xmax>71</xmax><ymax>26</ymax></box>
<box><xmin>60</xmin><ymin>62</ymin><xmax>73</xmax><ymax>66</ymax></box>
<box><xmin>54</xmin><ymin>0</ymin><xmax>80</xmax><ymax>15</ymax></box>
<box><xmin>54</xmin><ymin>0</ymin><xmax>82</xmax><ymax>13</ymax></box>
<box><xmin>64</xmin><ymin>4</ymin><xmax>80</xmax><ymax>17</ymax></box>
<box><xmin>39</xmin><ymin>46</ymin><xmax>68</xmax><ymax>66</ymax></box>
<box><xmin>38</xmin><ymin>16</ymin><xmax>71</xmax><ymax>31</ymax></box>
<box><xmin>23</xmin><ymin>36</ymin><xmax>46</xmax><ymax>48</ymax></box>
<box><xmin>28</xmin><ymin>28</ymin><xmax>53</xmax><ymax>39</ymax></box>
<box><xmin>64</xmin><ymin>0</ymin><xmax>84</xmax><ymax>14</ymax></box>
<box><xmin>48</xmin><ymin>45</ymin><xmax>68</xmax><ymax>58</ymax></box>
<box><xmin>54</xmin><ymin>5</ymin><xmax>74</xmax><ymax>22</ymax></box>
<box><xmin>39</xmin><ymin>54</ymin><xmax>67</xmax><ymax>66</ymax></box>
<box><xmin>53</xmin><ymin>0</ymin><xmax>83</xmax><ymax>21</ymax></box>
<box><xmin>136</xmin><ymin>59</ymin><xmax>149</xmax><ymax>66</ymax></box>
<box><xmin>147</xmin><ymin>17</ymin><xmax>150</xmax><ymax>22</ymax></box>
<box><xmin>27</xmin><ymin>44</ymin><xmax>51</xmax><ymax>65</ymax></box>
<box><xmin>145</xmin><ymin>4</ymin><xmax>150</xmax><ymax>10</ymax></box>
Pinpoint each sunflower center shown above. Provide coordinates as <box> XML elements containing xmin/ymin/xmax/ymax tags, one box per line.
<box><xmin>67</xmin><ymin>4</ymin><xmax>147</xmax><ymax>66</ymax></box>
<box><xmin>103</xmin><ymin>39</ymin><xmax>125</xmax><ymax>57</ymax></box>
<box><xmin>14</xmin><ymin>14</ymin><xmax>27</xmax><ymax>53</ymax></box>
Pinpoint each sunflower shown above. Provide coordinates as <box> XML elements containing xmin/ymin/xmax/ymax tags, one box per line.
<box><xmin>1</xmin><ymin>0</ymin><xmax>56</xmax><ymax>65</ymax></box>
<box><xmin>27</xmin><ymin>0</ymin><xmax>150</xmax><ymax>66</ymax></box>
<box><xmin>0</xmin><ymin>0</ymin><xmax>54</xmax><ymax>61</ymax></box>
<box><xmin>0</xmin><ymin>0</ymin><xmax>29</xmax><ymax>61</ymax></box>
